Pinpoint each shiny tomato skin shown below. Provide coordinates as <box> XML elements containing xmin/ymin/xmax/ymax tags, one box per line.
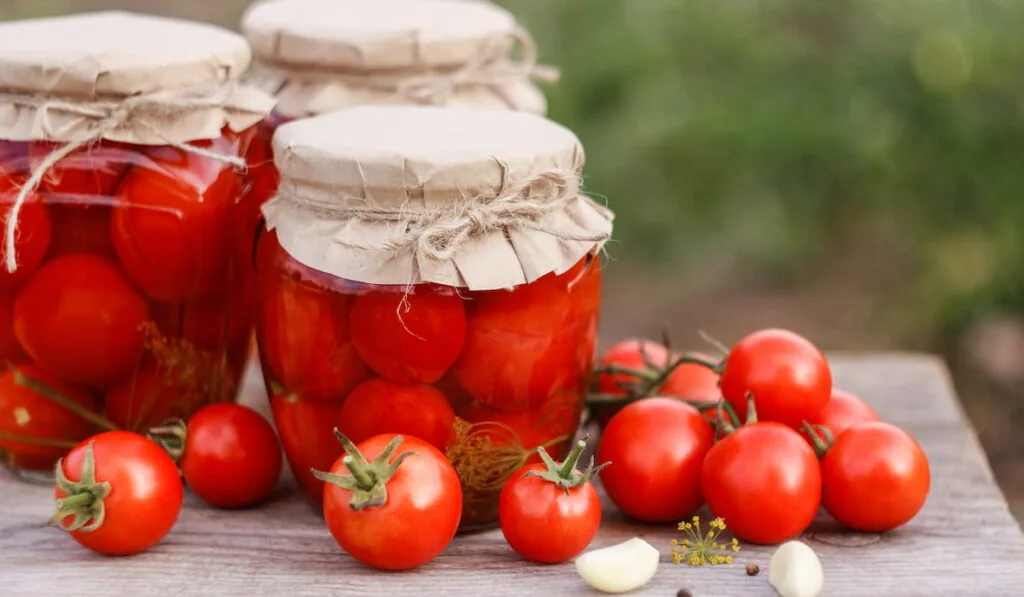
<box><xmin>181</xmin><ymin>403</ymin><xmax>282</xmax><ymax>509</ymax></box>
<box><xmin>111</xmin><ymin>142</ymin><xmax>241</xmax><ymax>301</ymax></box>
<box><xmin>0</xmin><ymin>177</ymin><xmax>50</xmax><ymax>286</ymax></box>
<box><xmin>322</xmin><ymin>434</ymin><xmax>462</xmax><ymax>570</ymax></box>
<box><xmin>498</xmin><ymin>462</ymin><xmax>602</xmax><ymax>563</ymax></box>
<box><xmin>57</xmin><ymin>431</ymin><xmax>183</xmax><ymax>556</ymax></box>
<box><xmin>338</xmin><ymin>378</ymin><xmax>455</xmax><ymax>452</ymax></box>
<box><xmin>595</xmin><ymin>338</ymin><xmax>669</xmax><ymax>395</ymax></box>
<box><xmin>820</xmin><ymin>421</ymin><xmax>930</xmax><ymax>532</ymax></box>
<box><xmin>0</xmin><ymin>289</ymin><xmax>27</xmax><ymax>363</ymax></box>
<box><xmin>596</xmin><ymin>398</ymin><xmax>714</xmax><ymax>523</ymax></box>
<box><xmin>801</xmin><ymin>388</ymin><xmax>880</xmax><ymax>446</ymax></box>
<box><xmin>702</xmin><ymin>421</ymin><xmax>821</xmax><ymax>545</ymax></box>
<box><xmin>661</xmin><ymin>357</ymin><xmax>721</xmax><ymax>402</ymax></box>
<box><xmin>13</xmin><ymin>254</ymin><xmax>150</xmax><ymax>386</ymax></box>
<box><xmin>0</xmin><ymin>365</ymin><xmax>98</xmax><ymax>468</ymax></box>
<box><xmin>719</xmin><ymin>329</ymin><xmax>831</xmax><ymax>429</ymax></box>
<box><xmin>350</xmin><ymin>286</ymin><xmax>467</xmax><ymax>385</ymax></box>
<box><xmin>270</xmin><ymin>391</ymin><xmax>345</xmax><ymax>507</ymax></box>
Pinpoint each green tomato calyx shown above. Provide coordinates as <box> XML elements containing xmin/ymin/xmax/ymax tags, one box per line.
<box><xmin>312</xmin><ymin>431</ymin><xmax>416</xmax><ymax>511</ymax></box>
<box><xmin>50</xmin><ymin>441</ymin><xmax>112</xmax><ymax>533</ymax></box>
<box><xmin>522</xmin><ymin>439</ymin><xmax>609</xmax><ymax>492</ymax></box>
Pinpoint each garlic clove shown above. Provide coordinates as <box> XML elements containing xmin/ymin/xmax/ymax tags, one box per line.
<box><xmin>768</xmin><ymin>540</ymin><xmax>824</xmax><ymax>597</ymax></box>
<box><xmin>574</xmin><ymin>537</ymin><xmax>661</xmax><ymax>594</ymax></box>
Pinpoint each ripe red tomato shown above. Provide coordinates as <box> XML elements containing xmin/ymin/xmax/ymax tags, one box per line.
<box><xmin>180</xmin><ymin>403</ymin><xmax>283</xmax><ymax>508</ymax></box>
<box><xmin>820</xmin><ymin>421</ymin><xmax>930</xmax><ymax>532</ymax></box>
<box><xmin>458</xmin><ymin>390</ymin><xmax>580</xmax><ymax>466</ymax></box>
<box><xmin>0</xmin><ymin>364</ymin><xmax>99</xmax><ymax>469</ymax></box>
<box><xmin>103</xmin><ymin>364</ymin><xmax>180</xmax><ymax>432</ymax></box>
<box><xmin>318</xmin><ymin>433</ymin><xmax>462</xmax><ymax>570</ymax></box>
<box><xmin>499</xmin><ymin>441</ymin><xmax>603</xmax><ymax>563</ymax></box>
<box><xmin>595</xmin><ymin>338</ymin><xmax>670</xmax><ymax>395</ymax></box>
<box><xmin>30</xmin><ymin>140</ymin><xmax>130</xmax><ymax>199</ymax></box>
<box><xmin>13</xmin><ymin>254</ymin><xmax>150</xmax><ymax>386</ymax></box>
<box><xmin>800</xmin><ymin>388</ymin><xmax>880</xmax><ymax>446</ymax></box>
<box><xmin>45</xmin><ymin>204</ymin><xmax>117</xmax><ymax>259</ymax></box>
<box><xmin>270</xmin><ymin>390</ymin><xmax>345</xmax><ymax>506</ymax></box>
<box><xmin>596</xmin><ymin>398</ymin><xmax>714</xmax><ymax>523</ymax></box>
<box><xmin>0</xmin><ymin>289</ymin><xmax>27</xmax><ymax>363</ymax></box>
<box><xmin>111</xmin><ymin>141</ymin><xmax>241</xmax><ymax>301</ymax></box>
<box><xmin>350</xmin><ymin>285</ymin><xmax>467</xmax><ymax>385</ymax></box>
<box><xmin>54</xmin><ymin>431</ymin><xmax>183</xmax><ymax>556</ymax></box>
<box><xmin>702</xmin><ymin>421</ymin><xmax>821</xmax><ymax>544</ymax></box>
<box><xmin>338</xmin><ymin>378</ymin><xmax>455</xmax><ymax>451</ymax></box>
<box><xmin>719</xmin><ymin>329</ymin><xmax>831</xmax><ymax>429</ymax></box>
<box><xmin>0</xmin><ymin>176</ymin><xmax>50</xmax><ymax>286</ymax></box>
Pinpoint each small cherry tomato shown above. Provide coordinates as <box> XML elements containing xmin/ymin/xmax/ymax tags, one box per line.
<box><xmin>270</xmin><ymin>389</ymin><xmax>345</xmax><ymax>506</ymax></box>
<box><xmin>596</xmin><ymin>398</ymin><xmax>714</xmax><ymax>523</ymax></box>
<box><xmin>820</xmin><ymin>421</ymin><xmax>930</xmax><ymax>532</ymax></box>
<box><xmin>53</xmin><ymin>431</ymin><xmax>183</xmax><ymax>556</ymax></box>
<box><xmin>0</xmin><ymin>175</ymin><xmax>50</xmax><ymax>286</ymax></box>
<box><xmin>350</xmin><ymin>285</ymin><xmax>467</xmax><ymax>384</ymax></box>
<box><xmin>103</xmin><ymin>364</ymin><xmax>182</xmax><ymax>432</ymax></box>
<box><xmin>31</xmin><ymin>140</ymin><xmax>130</xmax><ymax>199</ymax></box>
<box><xmin>800</xmin><ymin>388</ymin><xmax>880</xmax><ymax>446</ymax></box>
<box><xmin>719</xmin><ymin>328</ymin><xmax>831</xmax><ymax>429</ymax></box>
<box><xmin>702</xmin><ymin>416</ymin><xmax>821</xmax><ymax>545</ymax></box>
<box><xmin>111</xmin><ymin>141</ymin><xmax>241</xmax><ymax>301</ymax></box>
<box><xmin>317</xmin><ymin>433</ymin><xmax>462</xmax><ymax>570</ymax></box>
<box><xmin>179</xmin><ymin>403</ymin><xmax>283</xmax><ymax>509</ymax></box>
<box><xmin>499</xmin><ymin>441</ymin><xmax>605</xmax><ymax>564</ymax></box>
<box><xmin>45</xmin><ymin>204</ymin><xmax>117</xmax><ymax>259</ymax></box>
<box><xmin>338</xmin><ymin>378</ymin><xmax>455</xmax><ymax>452</ymax></box>
<box><xmin>14</xmin><ymin>254</ymin><xmax>150</xmax><ymax>386</ymax></box>
<box><xmin>0</xmin><ymin>364</ymin><xmax>100</xmax><ymax>469</ymax></box>
<box><xmin>595</xmin><ymin>338</ymin><xmax>670</xmax><ymax>396</ymax></box>
<box><xmin>0</xmin><ymin>289</ymin><xmax>27</xmax><ymax>363</ymax></box>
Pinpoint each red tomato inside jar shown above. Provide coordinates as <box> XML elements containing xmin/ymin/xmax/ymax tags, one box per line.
<box><xmin>255</xmin><ymin>106</ymin><xmax>613</xmax><ymax>526</ymax></box>
<box><xmin>0</xmin><ymin>11</ymin><xmax>274</xmax><ymax>473</ymax></box>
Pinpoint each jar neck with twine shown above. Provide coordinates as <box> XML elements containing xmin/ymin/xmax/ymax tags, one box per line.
<box><xmin>1</xmin><ymin>83</ymin><xmax>253</xmax><ymax>274</ymax></box>
<box><xmin>251</xmin><ymin>28</ymin><xmax>560</xmax><ymax>109</ymax></box>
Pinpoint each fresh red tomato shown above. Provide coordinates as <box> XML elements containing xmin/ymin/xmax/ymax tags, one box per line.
<box><xmin>595</xmin><ymin>338</ymin><xmax>670</xmax><ymax>396</ymax></box>
<box><xmin>53</xmin><ymin>431</ymin><xmax>183</xmax><ymax>556</ymax></box>
<box><xmin>111</xmin><ymin>140</ymin><xmax>242</xmax><ymax>301</ymax></box>
<box><xmin>719</xmin><ymin>329</ymin><xmax>831</xmax><ymax>429</ymax></box>
<box><xmin>0</xmin><ymin>175</ymin><xmax>50</xmax><ymax>286</ymax></box>
<box><xmin>180</xmin><ymin>403</ymin><xmax>282</xmax><ymax>508</ymax></box>
<box><xmin>270</xmin><ymin>390</ymin><xmax>345</xmax><ymax>506</ymax></box>
<box><xmin>820</xmin><ymin>421</ymin><xmax>930</xmax><ymax>532</ymax></box>
<box><xmin>338</xmin><ymin>378</ymin><xmax>455</xmax><ymax>451</ymax></box>
<box><xmin>596</xmin><ymin>398</ymin><xmax>714</xmax><ymax>523</ymax></box>
<box><xmin>13</xmin><ymin>254</ymin><xmax>150</xmax><ymax>386</ymax></box>
<box><xmin>30</xmin><ymin>140</ymin><xmax>130</xmax><ymax>199</ymax></box>
<box><xmin>103</xmin><ymin>364</ymin><xmax>180</xmax><ymax>431</ymax></box>
<box><xmin>0</xmin><ymin>289</ymin><xmax>27</xmax><ymax>363</ymax></box>
<box><xmin>0</xmin><ymin>364</ymin><xmax>99</xmax><ymax>469</ymax></box>
<box><xmin>458</xmin><ymin>390</ymin><xmax>580</xmax><ymax>466</ymax></box>
<box><xmin>702</xmin><ymin>420</ymin><xmax>821</xmax><ymax>544</ymax></box>
<box><xmin>499</xmin><ymin>440</ymin><xmax>604</xmax><ymax>563</ymax></box>
<box><xmin>317</xmin><ymin>433</ymin><xmax>462</xmax><ymax>570</ymax></box>
<box><xmin>800</xmin><ymin>388</ymin><xmax>880</xmax><ymax>446</ymax></box>
<box><xmin>45</xmin><ymin>204</ymin><xmax>117</xmax><ymax>259</ymax></box>
<box><xmin>350</xmin><ymin>285</ymin><xmax>467</xmax><ymax>385</ymax></box>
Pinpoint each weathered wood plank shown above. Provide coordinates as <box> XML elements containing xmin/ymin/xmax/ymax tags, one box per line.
<box><xmin>2</xmin><ymin>354</ymin><xmax>1023</xmax><ymax>596</ymax></box>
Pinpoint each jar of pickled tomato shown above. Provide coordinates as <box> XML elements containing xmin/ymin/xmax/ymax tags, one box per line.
<box><xmin>0</xmin><ymin>12</ymin><xmax>275</xmax><ymax>474</ymax></box>
<box><xmin>256</xmin><ymin>106</ymin><xmax>614</xmax><ymax>526</ymax></box>
<box><xmin>238</xmin><ymin>0</ymin><xmax>558</xmax><ymax>209</ymax></box>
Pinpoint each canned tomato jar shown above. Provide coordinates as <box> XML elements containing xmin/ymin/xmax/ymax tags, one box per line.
<box><xmin>256</xmin><ymin>106</ymin><xmax>614</xmax><ymax>526</ymax></box>
<box><xmin>238</xmin><ymin>0</ymin><xmax>558</xmax><ymax>209</ymax></box>
<box><xmin>0</xmin><ymin>12</ymin><xmax>275</xmax><ymax>473</ymax></box>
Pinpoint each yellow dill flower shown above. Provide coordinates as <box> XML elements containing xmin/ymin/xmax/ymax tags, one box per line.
<box><xmin>670</xmin><ymin>515</ymin><xmax>742</xmax><ymax>567</ymax></box>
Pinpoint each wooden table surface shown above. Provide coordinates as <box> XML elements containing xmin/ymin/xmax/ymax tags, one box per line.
<box><xmin>2</xmin><ymin>353</ymin><xmax>1024</xmax><ymax>596</ymax></box>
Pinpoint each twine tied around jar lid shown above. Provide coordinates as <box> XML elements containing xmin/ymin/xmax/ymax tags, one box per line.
<box><xmin>1</xmin><ymin>84</ymin><xmax>253</xmax><ymax>274</ymax></box>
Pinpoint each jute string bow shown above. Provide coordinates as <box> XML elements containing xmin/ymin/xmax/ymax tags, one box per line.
<box><xmin>1</xmin><ymin>85</ymin><xmax>247</xmax><ymax>273</ymax></box>
<box><xmin>253</xmin><ymin>28</ymin><xmax>559</xmax><ymax>108</ymax></box>
<box><xmin>269</xmin><ymin>169</ymin><xmax>613</xmax><ymax>263</ymax></box>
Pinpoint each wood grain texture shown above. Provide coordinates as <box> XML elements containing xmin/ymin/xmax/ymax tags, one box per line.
<box><xmin>2</xmin><ymin>353</ymin><xmax>1023</xmax><ymax>596</ymax></box>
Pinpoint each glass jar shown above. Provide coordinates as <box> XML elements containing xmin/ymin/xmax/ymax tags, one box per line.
<box><xmin>0</xmin><ymin>12</ymin><xmax>274</xmax><ymax>474</ymax></box>
<box><xmin>255</xmin><ymin>106</ymin><xmax>614</xmax><ymax>526</ymax></box>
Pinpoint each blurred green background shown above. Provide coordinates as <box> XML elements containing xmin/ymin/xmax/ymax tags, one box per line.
<box><xmin>4</xmin><ymin>0</ymin><xmax>1023</xmax><ymax>518</ymax></box>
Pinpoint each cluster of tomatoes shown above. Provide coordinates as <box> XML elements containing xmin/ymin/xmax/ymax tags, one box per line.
<box><xmin>590</xmin><ymin>328</ymin><xmax>932</xmax><ymax>544</ymax></box>
<box><xmin>0</xmin><ymin>130</ymin><xmax>265</xmax><ymax>472</ymax></box>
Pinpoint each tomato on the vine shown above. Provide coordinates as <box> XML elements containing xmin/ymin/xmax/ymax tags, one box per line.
<box><xmin>315</xmin><ymin>432</ymin><xmax>462</xmax><ymax>570</ymax></box>
<box><xmin>719</xmin><ymin>328</ymin><xmax>831</xmax><ymax>429</ymax></box>
<box><xmin>0</xmin><ymin>175</ymin><xmax>50</xmax><ymax>286</ymax></box>
<box><xmin>111</xmin><ymin>141</ymin><xmax>241</xmax><ymax>301</ymax></box>
<box><xmin>52</xmin><ymin>431</ymin><xmax>183</xmax><ymax>556</ymax></box>
<box><xmin>0</xmin><ymin>364</ymin><xmax>99</xmax><ymax>470</ymax></box>
<box><xmin>594</xmin><ymin>338</ymin><xmax>670</xmax><ymax>396</ymax></box>
<box><xmin>800</xmin><ymin>388</ymin><xmax>879</xmax><ymax>446</ymax></box>
<box><xmin>270</xmin><ymin>390</ymin><xmax>344</xmax><ymax>506</ymax></box>
<box><xmin>819</xmin><ymin>421</ymin><xmax>930</xmax><ymax>532</ymax></box>
<box><xmin>338</xmin><ymin>378</ymin><xmax>455</xmax><ymax>452</ymax></box>
<box><xmin>350</xmin><ymin>285</ymin><xmax>467</xmax><ymax>385</ymax></box>
<box><xmin>179</xmin><ymin>403</ymin><xmax>283</xmax><ymax>509</ymax></box>
<box><xmin>596</xmin><ymin>398</ymin><xmax>713</xmax><ymax>523</ymax></box>
<box><xmin>14</xmin><ymin>254</ymin><xmax>150</xmax><ymax>386</ymax></box>
<box><xmin>499</xmin><ymin>440</ymin><xmax>605</xmax><ymax>564</ymax></box>
<box><xmin>702</xmin><ymin>411</ymin><xmax>821</xmax><ymax>545</ymax></box>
